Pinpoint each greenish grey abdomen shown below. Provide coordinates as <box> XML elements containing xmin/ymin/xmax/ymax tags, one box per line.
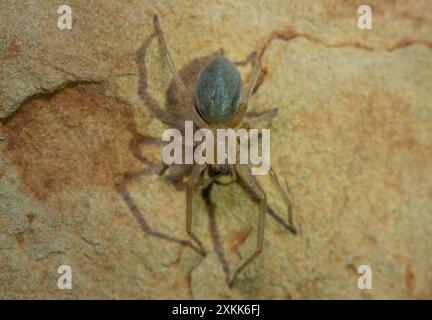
<box><xmin>196</xmin><ymin>56</ymin><xmax>243</xmax><ymax>124</ymax></box>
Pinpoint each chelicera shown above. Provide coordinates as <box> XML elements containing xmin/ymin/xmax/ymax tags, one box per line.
<box><xmin>153</xmin><ymin>15</ymin><xmax>297</xmax><ymax>286</ymax></box>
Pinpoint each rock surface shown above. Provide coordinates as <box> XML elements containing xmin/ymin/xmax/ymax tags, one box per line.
<box><xmin>0</xmin><ymin>0</ymin><xmax>431</xmax><ymax>299</ymax></box>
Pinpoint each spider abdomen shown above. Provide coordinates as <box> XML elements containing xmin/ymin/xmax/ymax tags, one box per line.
<box><xmin>196</xmin><ymin>56</ymin><xmax>243</xmax><ymax>125</ymax></box>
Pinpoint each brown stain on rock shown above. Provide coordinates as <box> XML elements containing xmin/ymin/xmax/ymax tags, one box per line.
<box><xmin>26</xmin><ymin>213</ymin><xmax>35</xmax><ymax>224</ymax></box>
<box><xmin>16</xmin><ymin>233</ymin><xmax>26</xmax><ymax>249</ymax></box>
<box><xmin>405</xmin><ymin>263</ymin><xmax>415</xmax><ymax>296</ymax></box>
<box><xmin>0</xmin><ymin>37</ymin><xmax>21</xmax><ymax>61</ymax></box>
<box><xmin>3</xmin><ymin>83</ymin><xmax>143</xmax><ymax>201</ymax></box>
<box><xmin>229</xmin><ymin>228</ymin><xmax>251</xmax><ymax>254</ymax></box>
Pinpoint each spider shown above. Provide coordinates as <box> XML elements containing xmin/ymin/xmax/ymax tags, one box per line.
<box><xmin>153</xmin><ymin>15</ymin><xmax>297</xmax><ymax>287</ymax></box>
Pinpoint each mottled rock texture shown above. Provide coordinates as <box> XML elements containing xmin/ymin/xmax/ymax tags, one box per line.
<box><xmin>0</xmin><ymin>0</ymin><xmax>431</xmax><ymax>299</ymax></box>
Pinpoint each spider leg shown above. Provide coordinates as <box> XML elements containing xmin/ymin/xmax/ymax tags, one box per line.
<box><xmin>228</xmin><ymin>52</ymin><xmax>261</xmax><ymax>128</ymax></box>
<box><xmin>115</xmin><ymin>168</ymin><xmax>203</xmax><ymax>255</ymax></box>
<box><xmin>153</xmin><ymin>15</ymin><xmax>208</xmax><ymax>128</ymax></box>
<box><xmin>229</xmin><ymin>164</ymin><xmax>267</xmax><ymax>287</ymax></box>
<box><xmin>235</xmin><ymin>122</ymin><xmax>296</xmax><ymax>235</ymax></box>
<box><xmin>243</xmin><ymin>52</ymin><xmax>261</xmax><ymax>106</ymax></box>
<box><xmin>159</xmin><ymin>162</ymin><xmax>169</xmax><ymax>176</ymax></box>
<box><xmin>217</xmin><ymin>47</ymin><xmax>225</xmax><ymax>56</ymax></box>
<box><xmin>244</xmin><ymin>107</ymin><xmax>279</xmax><ymax>128</ymax></box>
<box><xmin>268</xmin><ymin>167</ymin><xmax>297</xmax><ymax>234</ymax></box>
<box><xmin>186</xmin><ymin>164</ymin><xmax>208</xmax><ymax>256</ymax></box>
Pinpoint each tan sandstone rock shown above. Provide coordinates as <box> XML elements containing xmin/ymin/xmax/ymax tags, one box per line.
<box><xmin>0</xmin><ymin>0</ymin><xmax>431</xmax><ymax>299</ymax></box>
